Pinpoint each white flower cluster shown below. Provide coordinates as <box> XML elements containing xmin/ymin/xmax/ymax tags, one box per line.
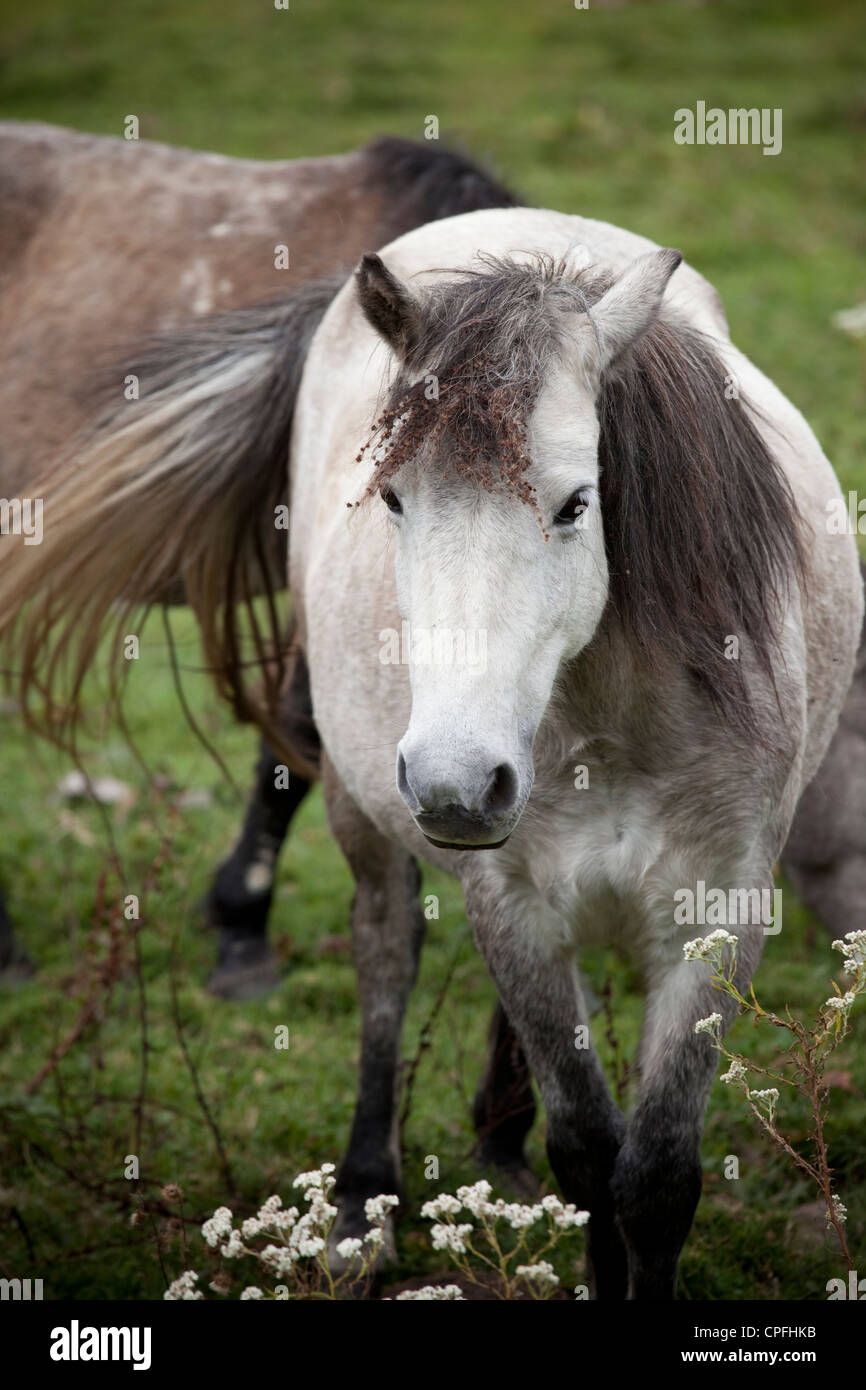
<box><xmin>242</xmin><ymin>1196</ymin><xmax>300</xmax><ymax>1240</ymax></box>
<box><xmin>189</xmin><ymin>1166</ymin><xmax>593</xmax><ymax>1302</ymax></box>
<box><xmin>825</xmin><ymin>992</ymin><xmax>856</xmax><ymax>1022</ymax></box>
<box><xmin>202</xmin><ymin>1206</ymin><xmax>233</xmax><ymax>1249</ymax></box>
<box><xmin>293</xmin><ymin>1162</ymin><xmax>337</xmax><ymax>1198</ymax></box>
<box><xmin>694</xmin><ymin>1012</ymin><xmax>723</xmax><ymax>1040</ymax></box>
<box><xmin>221</xmin><ymin>1229</ymin><xmax>245</xmax><ymax>1260</ymax></box>
<box><xmin>516</xmin><ymin>1260</ymin><xmax>559</xmax><ymax>1288</ymax></box>
<box><xmin>749</xmin><ymin>1088</ymin><xmax>779</xmax><ymax>1123</ymax></box>
<box><xmin>393</xmin><ymin>1284</ymin><xmax>466</xmax><ymax>1300</ymax></box>
<box><xmin>832</xmin><ymin>930</ymin><xmax>866</xmax><ymax>980</ymax></box>
<box><xmin>828</xmin><ymin>1194</ymin><xmax>848</xmax><ymax>1227</ymax></box>
<box><xmin>683</xmin><ymin>930</ymin><xmax>738</xmax><ymax>965</ymax></box>
<box><xmin>431</xmin><ymin>1222</ymin><xmax>474</xmax><ymax>1254</ymax></box>
<box><xmin>365</xmin><ymin>1194</ymin><xmax>399</xmax><ymax>1225</ymax></box>
<box><xmin>189</xmin><ymin>1164</ymin><xmax>399</xmax><ymax>1300</ymax></box>
<box><xmin>719</xmin><ymin>1058</ymin><xmax>748</xmax><ymax>1087</ymax></box>
<box><xmin>421</xmin><ymin>1180</ymin><xmax>587</xmax><ymax>1232</ymax></box>
<box><xmin>164</xmin><ymin>1270</ymin><xmax>204</xmax><ymax>1301</ymax></box>
<box><xmin>419</xmin><ymin>1179</ymin><xmax>587</xmax><ymax>1298</ymax></box>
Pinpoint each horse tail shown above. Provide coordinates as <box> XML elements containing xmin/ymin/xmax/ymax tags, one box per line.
<box><xmin>0</xmin><ymin>276</ymin><xmax>342</xmax><ymax>750</ymax></box>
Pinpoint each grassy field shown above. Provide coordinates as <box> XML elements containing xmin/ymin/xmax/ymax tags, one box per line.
<box><xmin>0</xmin><ymin>0</ymin><xmax>864</xmax><ymax>1300</ymax></box>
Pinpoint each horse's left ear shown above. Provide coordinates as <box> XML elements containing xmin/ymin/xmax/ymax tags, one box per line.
<box><xmin>589</xmin><ymin>248</ymin><xmax>682</xmax><ymax>371</ymax></box>
<box><xmin>355</xmin><ymin>252</ymin><xmax>421</xmax><ymax>360</ymax></box>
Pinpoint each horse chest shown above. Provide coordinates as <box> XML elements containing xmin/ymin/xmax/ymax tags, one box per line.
<box><xmin>516</xmin><ymin>754</ymin><xmax>668</xmax><ymax>943</ymax></box>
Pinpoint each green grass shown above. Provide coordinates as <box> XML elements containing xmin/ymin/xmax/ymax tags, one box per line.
<box><xmin>0</xmin><ymin>0</ymin><xmax>864</xmax><ymax>1300</ymax></box>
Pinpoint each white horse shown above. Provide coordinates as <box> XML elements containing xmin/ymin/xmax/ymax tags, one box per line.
<box><xmin>288</xmin><ymin>209</ymin><xmax>861</xmax><ymax>1296</ymax></box>
<box><xmin>3</xmin><ymin>206</ymin><xmax>861</xmax><ymax>1298</ymax></box>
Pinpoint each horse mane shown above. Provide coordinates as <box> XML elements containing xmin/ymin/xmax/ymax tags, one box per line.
<box><xmin>360</xmin><ymin>254</ymin><xmax>806</xmax><ymax>737</ymax></box>
<box><xmin>362</xmin><ymin>136</ymin><xmax>518</xmax><ymax>227</ymax></box>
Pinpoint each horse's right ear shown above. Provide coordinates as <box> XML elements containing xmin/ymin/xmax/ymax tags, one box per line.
<box><xmin>355</xmin><ymin>253</ymin><xmax>420</xmax><ymax>360</ymax></box>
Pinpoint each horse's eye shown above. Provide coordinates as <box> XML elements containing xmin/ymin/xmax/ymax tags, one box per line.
<box><xmin>554</xmin><ymin>488</ymin><xmax>590</xmax><ymax>528</ymax></box>
<box><xmin>381</xmin><ymin>487</ymin><xmax>403</xmax><ymax>516</ymax></box>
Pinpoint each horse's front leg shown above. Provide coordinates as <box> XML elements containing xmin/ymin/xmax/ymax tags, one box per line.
<box><xmin>321</xmin><ymin>756</ymin><xmax>425</xmax><ymax>1260</ymax></box>
<box><xmin>612</xmin><ymin>923</ymin><xmax>764</xmax><ymax>1299</ymax></box>
<box><xmin>464</xmin><ymin>876</ymin><xmax>628</xmax><ymax>1299</ymax></box>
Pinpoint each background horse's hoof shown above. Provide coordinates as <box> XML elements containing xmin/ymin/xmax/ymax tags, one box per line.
<box><xmin>207</xmin><ymin>931</ymin><xmax>280</xmax><ymax>1000</ymax></box>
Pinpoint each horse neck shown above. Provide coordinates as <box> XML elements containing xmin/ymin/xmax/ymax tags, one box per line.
<box><xmin>538</xmin><ymin>611</ymin><xmax>708</xmax><ymax>775</ymax></box>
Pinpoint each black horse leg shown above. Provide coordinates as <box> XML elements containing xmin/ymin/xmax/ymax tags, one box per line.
<box><xmin>206</xmin><ymin>742</ymin><xmax>314</xmax><ymax>999</ymax></box>
<box><xmin>206</xmin><ymin>641</ymin><xmax>322</xmax><ymax>999</ymax></box>
<box><xmin>472</xmin><ymin>1001</ymin><xmax>538</xmax><ymax>1194</ymax></box>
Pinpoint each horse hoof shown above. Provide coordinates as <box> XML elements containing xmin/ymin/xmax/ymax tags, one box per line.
<box><xmin>206</xmin><ymin>933</ymin><xmax>280</xmax><ymax>1000</ymax></box>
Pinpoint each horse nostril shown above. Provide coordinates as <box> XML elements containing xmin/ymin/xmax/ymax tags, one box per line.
<box><xmin>483</xmin><ymin>762</ymin><xmax>519</xmax><ymax>819</ymax></box>
<box><xmin>396</xmin><ymin>749</ymin><xmax>424</xmax><ymax>813</ymax></box>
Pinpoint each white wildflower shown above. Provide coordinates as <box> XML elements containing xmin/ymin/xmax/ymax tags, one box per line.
<box><xmin>749</xmin><ymin>1088</ymin><xmax>779</xmax><ymax>1123</ymax></box>
<box><xmin>516</xmin><ymin>1260</ymin><xmax>559</xmax><ymax>1288</ymax></box>
<box><xmin>269</xmin><ymin>1206</ymin><xmax>299</xmax><ymax>1232</ymax></box>
<box><xmin>336</xmin><ymin>1237</ymin><xmax>364</xmax><ymax>1260</ymax></box>
<box><xmin>305</xmin><ymin>1196</ymin><xmax>338</xmax><ymax>1225</ymax></box>
<box><xmin>695</xmin><ymin>1012</ymin><xmax>723</xmax><ymax>1039</ymax></box>
<box><xmin>292</xmin><ymin>1164</ymin><xmax>336</xmax><ymax>1195</ymax></box>
<box><xmin>828</xmin><ymin>1195</ymin><xmax>848</xmax><ymax>1227</ymax></box>
<box><xmin>456</xmin><ymin>1181</ymin><xmax>494</xmax><ymax>1217</ymax></box>
<box><xmin>502</xmin><ymin>1203</ymin><xmax>544</xmax><ymax>1231</ymax></box>
<box><xmin>421</xmin><ymin>1193</ymin><xmax>464</xmax><ymax>1220</ymax></box>
<box><xmin>825</xmin><ymin>992</ymin><xmax>856</xmax><ymax>1013</ymax></box>
<box><xmin>293</xmin><ymin>1235</ymin><xmax>325</xmax><ymax>1258</ymax></box>
<box><xmin>164</xmin><ymin>1270</ymin><xmax>204</xmax><ymax>1301</ymax></box>
<box><xmin>260</xmin><ymin>1243</ymin><xmax>297</xmax><ymax>1275</ymax></box>
<box><xmin>201</xmin><ymin>1206</ymin><xmax>233</xmax><ymax>1248</ymax></box>
<box><xmin>431</xmin><ymin>1222</ymin><xmax>474</xmax><ymax>1254</ymax></box>
<box><xmin>832</xmin><ymin>933</ymin><xmax>866</xmax><ymax>987</ymax></box>
<box><xmin>394</xmin><ymin>1284</ymin><xmax>466</xmax><ymax>1300</ymax></box>
<box><xmin>538</xmin><ymin>1193</ymin><xmax>587</xmax><ymax>1228</ymax></box>
<box><xmin>683</xmin><ymin>931</ymin><xmax>738</xmax><ymax>965</ymax></box>
<box><xmin>719</xmin><ymin>1058</ymin><xmax>748</xmax><ymax>1086</ymax></box>
<box><xmin>240</xmin><ymin>1287</ymin><xmax>264</xmax><ymax>1300</ymax></box>
<box><xmin>220</xmin><ymin>1229</ymin><xmax>245</xmax><ymax>1260</ymax></box>
<box><xmin>364</xmin><ymin>1194</ymin><xmax>399</xmax><ymax>1225</ymax></box>
<box><xmin>555</xmin><ymin>1205</ymin><xmax>589</xmax><ymax>1229</ymax></box>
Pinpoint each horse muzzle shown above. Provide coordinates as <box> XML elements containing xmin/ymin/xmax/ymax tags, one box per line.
<box><xmin>396</xmin><ymin>743</ymin><xmax>531</xmax><ymax>850</ymax></box>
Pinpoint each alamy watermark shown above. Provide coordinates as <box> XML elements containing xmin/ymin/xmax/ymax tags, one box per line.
<box><xmin>378</xmin><ymin>622</ymin><xmax>488</xmax><ymax>669</ymax></box>
<box><xmin>674</xmin><ymin>102</ymin><xmax>782</xmax><ymax>157</ymax></box>
<box><xmin>675</xmin><ymin>880</ymin><xmax>782</xmax><ymax>935</ymax></box>
<box><xmin>0</xmin><ymin>497</ymin><xmax>43</xmax><ymax>545</ymax></box>
<box><xmin>826</xmin><ymin>492</ymin><xmax>866</xmax><ymax>535</ymax></box>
